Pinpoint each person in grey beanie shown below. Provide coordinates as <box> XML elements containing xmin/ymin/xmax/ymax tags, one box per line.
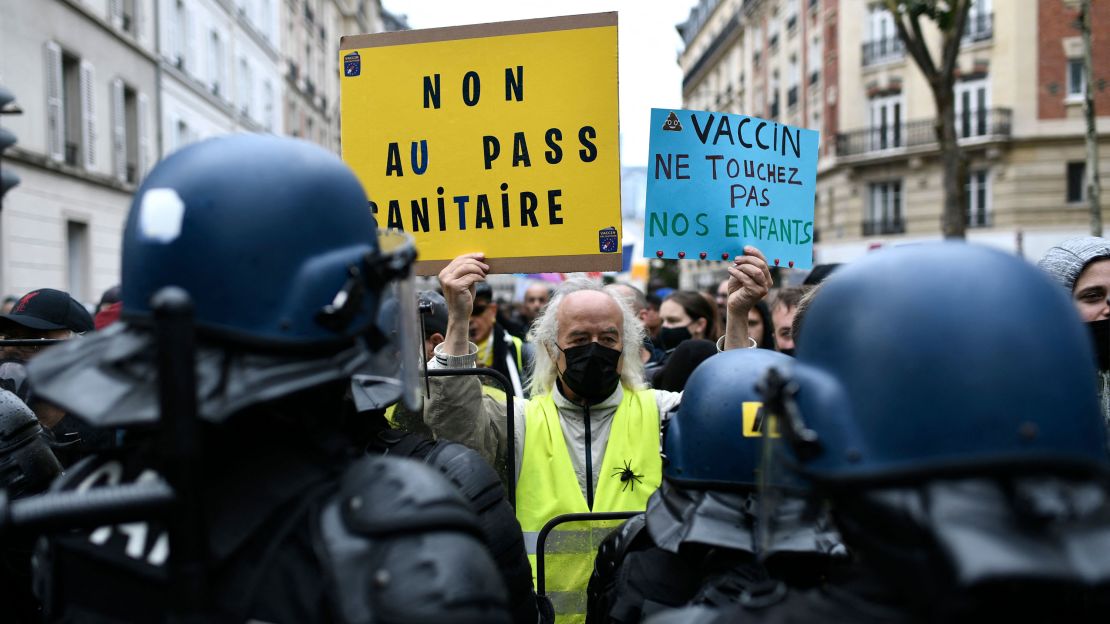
<box><xmin>1039</xmin><ymin>236</ymin><xmax>1110</xmax><ymax>427</ymax></box>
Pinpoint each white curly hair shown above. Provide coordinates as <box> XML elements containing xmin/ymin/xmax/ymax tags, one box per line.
<box><xmin>526</xmin><ymin>277</ymin><xmax>647</xmax><ymax>397</ymax></box>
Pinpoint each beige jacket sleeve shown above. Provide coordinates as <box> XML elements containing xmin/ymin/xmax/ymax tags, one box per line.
<box><xmin>424</xmin><ymin>342</ymin><xmax>526</xmax><ymax>479</ymax></box>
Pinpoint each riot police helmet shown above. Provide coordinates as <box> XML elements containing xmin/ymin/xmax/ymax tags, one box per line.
<box><xmin>27</xmin><ymin>135</ymin><xmax>422</xmax><ymax>426</ymax></box>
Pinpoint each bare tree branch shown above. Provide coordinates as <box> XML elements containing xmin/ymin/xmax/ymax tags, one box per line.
<box><xmin>939</xmin><ymin>0</ymin><xmax>972</xmax><ymax>80</ymax></box>
<box><xmin>884</xmin><ymin>0</ymin><xmax>938</xmax><ymax>79</ymax></box>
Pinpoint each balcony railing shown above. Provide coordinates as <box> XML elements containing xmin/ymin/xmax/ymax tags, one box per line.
<box><xmin>967</xmin><ymin>210</ymin><xmax>992</xmax><ymax>228</ymax></box>
<box><xmin>862</xmin><ymin>36</ymin><xmax>904</xmax><ymax>66</ymax></box>
<box><xmin>963</xmin><ymin>12</ymin><xmax>993</xmax><ymax>43</ymax></box>
<box><xmin>862</xmin><ymin>218</ymin><xmax>904</xmax><ymax>236</ymax></box>
<box><xmin>836</xmin><ymin>108</ymin><xmax>1012</xmax><ymax>157</ymax></box>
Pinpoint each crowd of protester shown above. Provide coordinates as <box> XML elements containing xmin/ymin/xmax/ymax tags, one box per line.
<box><xmin>0</xmin><ymin>135</ymin><xmax>1108</xmax><ymax>623</ymax></box>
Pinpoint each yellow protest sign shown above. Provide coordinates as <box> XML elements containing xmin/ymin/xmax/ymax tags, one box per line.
<box><xmin>340</xmin><ymin>13</ymin><xmax>622</xmax><ymax>275</ymax></box>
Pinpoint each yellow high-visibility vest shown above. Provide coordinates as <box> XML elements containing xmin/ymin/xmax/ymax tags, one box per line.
<box><xmin>516</xmin><ymin>388</ymin><xmax>660</xmax><ymax>624</ymax></box>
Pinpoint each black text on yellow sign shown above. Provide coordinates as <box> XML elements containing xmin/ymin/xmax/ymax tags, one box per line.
<box><xmin>339</xmin><ymin>13</ymin><xmax>622</xmax><ymax>275</ymax></box>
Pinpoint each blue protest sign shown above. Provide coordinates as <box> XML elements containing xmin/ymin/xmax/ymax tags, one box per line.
<box><xmin>644</xmin><ymin>108</ymin><xmax>819</xmax><ymax>269</ymax></box>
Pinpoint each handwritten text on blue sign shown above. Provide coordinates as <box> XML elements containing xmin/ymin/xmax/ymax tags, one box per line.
<box><xmin>644</xmin><ymin>108</ymin><xmax>819</xmax><ymax>269</ymax></box>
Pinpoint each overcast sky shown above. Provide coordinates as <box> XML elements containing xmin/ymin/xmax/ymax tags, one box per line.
<box><xmin>379</xmin><ymin>0</ymin><xmax>698</xmax><ymax>167</ymax></box>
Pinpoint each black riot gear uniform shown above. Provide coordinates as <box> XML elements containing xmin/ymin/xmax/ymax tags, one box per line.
<box><xmin>368</xmin><ymin>428</ymin><xmax>540</xmax><ymax>624</ymax></box>
<box><xmin>0</xmin><ymin>389</ymin><xmax>62</xmax><ymax>622</ymax></box>
<box><xmin>587</xmin><ymin>350</ymin><xmax>844</xmax><ymax>623</ymax></box>
<box><xmin>25</xmin><ymin>135</ymin><xmax>511</xmax><ymax>623</ymax></box>
<box><xmin>650</xmin><ymin>244</ymin><xmax>1110</xmax><ymax>623</ymax></box>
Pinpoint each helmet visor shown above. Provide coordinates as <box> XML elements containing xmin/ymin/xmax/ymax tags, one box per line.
<box><xmin>356</xmin><ymin>230</ymin><xmax>423</xmax><ymax>413</ymax></box>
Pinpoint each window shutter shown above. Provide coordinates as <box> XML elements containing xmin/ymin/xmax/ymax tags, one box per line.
<box><xmin>185</xmin><ymin>8</ymin><xmax>197</xmax><ymax>74</ymax></box>
<box><xmin>80</xmin><ymin>60</ymin><xmax>96</xmax><ymax>170</ymax></box>
<box><xmin>138</xmin><ymin>92</ymin><xmax>150</xmax><ymax>176</ymax></box>
<box><xmin>162</xmin><ymin>0</ymin><xmax>174</xmax><ymax>61</ymax></box>
<box><xmin>110</xmin><ymin>0</ymin><xmax>123</xmax><ymax>29</ymax></box>
<box><xmin>112</xmin><ymin>78</ymin><xmax>126</xmax><ymax>181</ymax></box>
<box><xmin>135</xmin><ymin>0</ymin><xmax>146</xmax><ymax>44</ymax></box>
<box><xmin>44</xmin><ymin>42</ymin><xmax>64</xmax><ymax>161</ymax></box>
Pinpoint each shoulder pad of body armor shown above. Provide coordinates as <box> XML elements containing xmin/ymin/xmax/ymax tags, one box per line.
<box><xmin>424</xmin><ymin>440</ymin><xmax>505</xmax><ymax>513</ymax></box>
<box><xmin>338</xmin><ymin>454</ymin><xmax>482</xmax><ymax>539</ymax></box>
<box><xmin>597</xmin><ymin>512</ymin><xmax>648</xmax><ymax>573</ymax></box>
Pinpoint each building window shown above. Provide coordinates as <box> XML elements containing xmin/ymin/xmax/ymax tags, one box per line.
<box><xmin>1067</xmin><ymin>59</ymin><xmax>1086</xmax><ymax>101</ymax></box>
<box><xmin>869</xmin><ymin>94</ymin><xmax>902</xmax><ymax>150</ymax></box>
<box><xmin>175</xmin><ymin>118</ymin><xmax>191</xmax><ymax>152</ymax></box>
<box><xmin>865</xmin><ymin>180</ymin><xmax>904</xmax><ymax>235</ymax></box>
<box><xmin>862</xmin><ymin>4</ymin><xmax>904</xmax><ymax>65</ymax></box>
<box><xmin>1067</xmin><ymin>161</ymin><xmax>1087</xmax><ymax>203</ymax></box>
<box><xmin>260</xmin><ymin>0</ymin><xmax>273</xmax><ymax>41</ymax></box>
<box><xmin>209</xmin><ymin>31</ymin><xmax>224</xmax><ymax>97</ymax></box>
<box><xmin>769</xmin><ymin>71</ymin><xmax>781</xmax><ymax>119</ymax></box>
<box><xmin>964</xmin><ymin>0</ymin><xmax>993</xmax><ymax>42</ymax></box>
<box><xmin>109</xmin><ymin>0</ymin><xmax>141</xmax><ymax>36</ymax></box>
<box><xmin>955</xmin><ymin>76</ymin><xmax>989</xmax><ymax>138</ymax></box>
<box><xmin>174</xmin><ymin>0</ymin><xmax>188</xmax><ymax>70</ymax></box>
<box><xmin>66</xmin><ymin>220</ymin><xmax>90</xmax><ymax>303</ymax></box>
<box><xmin>263</xmin><ymin>81</ymin><xmax>274</xmax><ymax>131</ymax></box>
<box><xmin>239</xmin><ymin>57</ymin><xmax>252</xmax><ymax>116</ymax></box>
<box><xmin>808</xmin><ymin>33</ymin><xmax>822</xmax><ymax>85</ymax></box>
<box><xmin>111</xmin><ymin>79</ymin><xmax>146</xmax><ymax>184</ymax></box>
<box><xmin>787</xmin><ymin>56</ymin><xmax>800</xmax><ymax>108</ymax></box>
<box><xmin>47</xmin><ymin>46</ymin><xmax>96</xmax><ymax>170</ymax></box>
<box><xmin>966</xmin><ymin>170</ymin><xmax>991</xmax><ymax>227</ymax></box>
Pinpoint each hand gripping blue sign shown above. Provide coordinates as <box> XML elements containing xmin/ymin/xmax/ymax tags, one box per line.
<box><xmin>644</xmin><ymin>108</ymin><xmax>820</xmax><ymax>269</ymax></box>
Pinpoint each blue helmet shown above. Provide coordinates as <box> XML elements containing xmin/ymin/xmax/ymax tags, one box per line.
<box><xmin>664</xmin><ymin>348</ymin><xmax>797</xmax><ymax>488</ymax></box>
<box><xmin>773</xmin><ymin>242</ymin><xmax>1110</xmax><ymax>483</ymax></box>
<box><xmin>121</xmin><ymin>134</ymin><xmax>401</xmax><ymax>348</ymax></box>
<box><xmin>27</xmin><ymin>135</ymin><xmax>422</xmax><ymax>425</ymax></box>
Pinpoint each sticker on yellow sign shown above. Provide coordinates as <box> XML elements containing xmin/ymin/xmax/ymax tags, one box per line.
<box><xmin>742</xmin><ymin>401</ymin><xmax>780</xmax><ymax>438</ymax></box>
<box><xmin>340</xmin><ymin>13</ymin><xmax>622</xmax><ymax>275</ymax></box>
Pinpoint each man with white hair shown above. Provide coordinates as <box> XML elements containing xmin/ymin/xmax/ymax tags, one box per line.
<box><xmin>424</xmin><ymin>248</ymin><xmax>771</xmax><ymax>620</ymax></box>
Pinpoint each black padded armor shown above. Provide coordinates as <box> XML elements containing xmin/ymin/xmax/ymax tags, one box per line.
<box><xmin>321</xmin><ymin>454</ymin><xmax>510</xmax><ymax>624</ymax></box>
<box><xmin>34</xmin><ymin>450</ymin><xmax>509</xmax><ymax>623</ymax></box>
<box><xmin>368</xmin><ymin>428</ymin><xmax>539</xmax><ymax>624</ymax></box>
<box><xmin>0</xmin><ymin>390</ymin><xmax>62</xmax><ymax>624</ymax></box>
<box><xmin>0</xmin><ymin>389</ymin><xmax>62</xmax><ymax>498</ymax></box>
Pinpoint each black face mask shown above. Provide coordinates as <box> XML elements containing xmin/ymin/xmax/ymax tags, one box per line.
<box><xmin>1088</xmin><ymin>318</ymin><xmax>1110</xmax><ymax>371</ymax></box>
<box><xmin>558</xmin><ymin>342</ymin><xmax>622</xmax><ymax>404</ymax></box>
<box><xmin>658</xmin><ymin>325</ymin><xmax>692</xmax><ymax>351</ymax></box>
<box><xmin>779</xmin><ymin>348</ymin><xmax>796</xmax><ymax>357</ymax></box>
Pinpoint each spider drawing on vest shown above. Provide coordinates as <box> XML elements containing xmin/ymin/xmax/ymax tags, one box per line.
<box><xmin>612</xmin><ymin>460</ymin><xmax>643</xmax><ymax>492</ymax></box>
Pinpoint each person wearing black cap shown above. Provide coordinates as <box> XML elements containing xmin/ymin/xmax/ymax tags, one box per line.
<box><xmin>471</xmin><ymin>281</ymin><xmax>532</xmax><ymax>399</ymax></box>
<box><xmin>0</xmin><ymin>288</ymin><xmax>93</xmax><ymax>360</ymax></box>
<box><xmin>0</xmin><ymin>288</ymin><xmax>93</xmax><ymax>432</ymax></box>
<box><xmin>419</xmin><ymin>289</ymin><xmax>450</xmax><ymax>360</ymax></box>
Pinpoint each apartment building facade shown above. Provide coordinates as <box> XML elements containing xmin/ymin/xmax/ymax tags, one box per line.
<box><xmin>158</xmin><ymin>0</ymin><xmax>283</xmax><ymax>154</ymax></box>
<box><xmin>0</xmin><ymin>0</ymin><xmax>398</xmax><ymax>304</ymax></box>
<box><xmin>677</xmin><ymin>0</ymin><xmax>1110</xmax><ymax>288</ymax></box>
<box><xmin>282</xmin><ymin>0</ymin><xmax>397</xmax><ymax>153</ymax></box>
<box><xmin>0</xmin><ymin>0</ymin><xmax>159</xmax><ymax>302</ymax></box>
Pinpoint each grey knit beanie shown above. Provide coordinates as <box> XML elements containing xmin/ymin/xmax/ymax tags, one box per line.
<box><xmin>1038</xmin><ymin>236</ymin><xmax>1110</xmax><ymax>291</ymax></box>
